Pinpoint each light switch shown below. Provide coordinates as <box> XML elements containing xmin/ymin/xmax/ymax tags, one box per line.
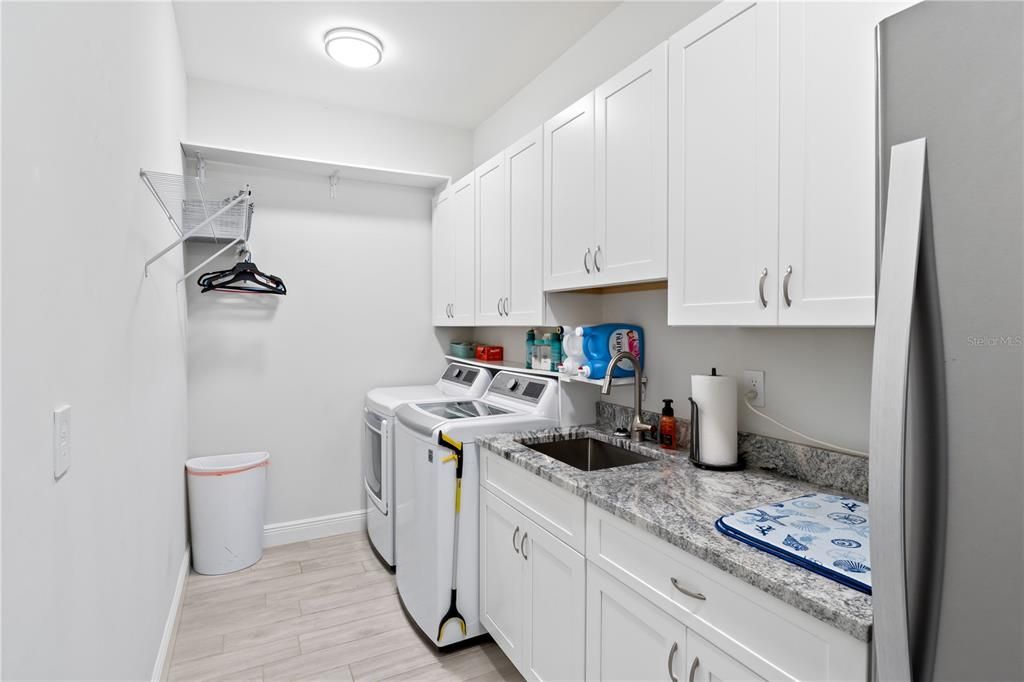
<box><xmin>53</xmin><ymin>405</ymin><xmax>71</xmax><ymax>480</ymax></box>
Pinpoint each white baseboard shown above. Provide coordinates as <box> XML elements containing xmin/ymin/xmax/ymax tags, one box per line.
<box><xmin>263</xmin><ymin>509</ymin><xmax>367</xmax><ymax>547</ymax></box>
<box><xmin>152</xmin><ymin>545</ymin><xmax>190</xmax><ymax>682</ymax></box>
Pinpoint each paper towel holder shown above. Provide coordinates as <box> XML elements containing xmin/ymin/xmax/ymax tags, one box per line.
<box><xmin>688</xmin><ymin>368</ymin><xmax>745</xmax><ymax>472</ymax></box>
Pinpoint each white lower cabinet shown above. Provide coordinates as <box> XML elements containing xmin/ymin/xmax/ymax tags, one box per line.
<box><xmin>586</xmin><ymin>563</ymin><xmax>687</xmax><ymax>682</ymax></box>
<box><xmin>479</xmin><ymin>449</ymin><xmax>869</xmax><ymax>682</ymax></box>
<box><xmin>480</xmin><ymin>487</ymin><xmax>585</xmax><ymax>682</ymax></box>
<box><xmin>687</xmin><ymin>630</ymin><xmax>762</xmax><ymax>682</ymax></box>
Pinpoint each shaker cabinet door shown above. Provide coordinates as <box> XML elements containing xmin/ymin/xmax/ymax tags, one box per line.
<box><xmin>667</xmin><ymin>2</ymin><xmax>780</xmax><ymax>326</ymax></box>
<box><xmin>595</xmin><ymin>42</ymin><xmax>669</xmax><ymax>286</ymax></box>
<box><xmin>544</xmin><ymin>93</ymin><xmax>596</xmax><ymax>291</ymax></box>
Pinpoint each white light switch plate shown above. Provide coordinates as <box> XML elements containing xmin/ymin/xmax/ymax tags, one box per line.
<box><xmin>742</xmin><ymin>371</ymin><xmax>765</xmax><ymax>408</ymax></box>
<box><xmin>53</xmin><ymin>405</ymin><xmax>71</xmax><ymax>480</ymax></box>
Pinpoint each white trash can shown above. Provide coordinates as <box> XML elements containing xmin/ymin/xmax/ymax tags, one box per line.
<box><xmin>186</xmin><ymin>451</ymin><xmax>269</xmax><ymax>575</ymax></box>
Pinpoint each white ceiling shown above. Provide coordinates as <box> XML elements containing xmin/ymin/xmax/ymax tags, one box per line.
<box><xmin>173</xmin><ymin>1</ymin><xmax>618</xmax><ymax>130</ymax></box>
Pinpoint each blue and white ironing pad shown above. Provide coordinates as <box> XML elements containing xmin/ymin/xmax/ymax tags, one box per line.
<box><xmin>716</xmin><ymin>493</ymin><xmax>871</xmax><ymax>594</ymax></box>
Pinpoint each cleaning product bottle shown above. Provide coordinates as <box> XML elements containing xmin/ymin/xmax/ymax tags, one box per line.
<box><xmin>551</xmin><ymin>330</ymin><xmax>563</xmax><ymax>370</ymax></box>
<box><xmin>525</xmin><ymin>329</ymin><xmax>535</xmax><ymax>369</ymax></box>
<box><xmin>577</xmin><ymin>324</ymin><xmax>644</xmax><ymax>379</ymax></box>
<box><xmin>562</xmin><ymin>327</ymin><xmax>586</xmax><ymax>375</ymax></box>
<box><xmin>660</xmin><ymin>399</ymin><xmax>677</xmax><ymax>450</ymax></box>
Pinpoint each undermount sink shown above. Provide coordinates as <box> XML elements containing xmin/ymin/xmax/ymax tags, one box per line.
<box><xmin>527</xmin><ymin>437</ymin><xmax>654</xmax><ymax>471</ymax></box>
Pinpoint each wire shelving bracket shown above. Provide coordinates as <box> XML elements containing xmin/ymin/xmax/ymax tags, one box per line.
<box><xmin>140</xmin><ymin>169</ymin><xmax>253</xmax><ymax>277</ymax></box>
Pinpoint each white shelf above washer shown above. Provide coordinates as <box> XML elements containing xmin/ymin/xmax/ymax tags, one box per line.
<box><xmin>180</xmin><ymin>141</ymin><xmax>451</xmax><ymax>190</ymax></box>
<box><xmin>443</xmin><ymin>355</ymin><xmax>645</xmax><ymax>387</ymax></box>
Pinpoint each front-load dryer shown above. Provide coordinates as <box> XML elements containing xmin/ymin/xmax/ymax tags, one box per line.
<box><xmin>363</xmin><ymin>362</ymin><xmax>491</xmax><ymax>567</ymax></box>
<box><xmin>393</xmin><ymin>371</ymin><xmax>560</xmax><ymax>647</ymax></box>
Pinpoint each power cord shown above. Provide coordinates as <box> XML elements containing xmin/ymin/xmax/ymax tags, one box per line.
<box><xmin>743</xmin><ymin>390</ymin><xmax>868</xmax><ymax>458</ymax></box>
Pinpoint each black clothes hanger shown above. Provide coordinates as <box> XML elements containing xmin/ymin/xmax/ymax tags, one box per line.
<box><xmin>197</xmin><ymin>254</ymin><xmax>287</xmax><ymax>295</ymax></box>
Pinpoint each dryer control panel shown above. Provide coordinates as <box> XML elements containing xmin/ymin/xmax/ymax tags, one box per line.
<box><xmin>441</xmin><ymin>363</ymin><xmax>481</xmax><ymax>388</ymax></box>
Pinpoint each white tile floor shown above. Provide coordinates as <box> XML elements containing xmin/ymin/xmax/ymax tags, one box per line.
<box><xmin>167</xmin><ymin>531</ymin><xmax>522</xmax><ymax>681</ymax></box>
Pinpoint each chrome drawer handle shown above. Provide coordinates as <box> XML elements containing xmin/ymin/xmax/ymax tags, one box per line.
<box><xmin>584</xmin><ymin>248</ymin><xmax>592</xmax><ymax>274</ymax></box>
<box><xmin>783</xmin><ymin>265</ymin><xmax>793</xmax><ymax>307</ymax></box>
<box><xmin>758</xmin><ymin>268</ymin><xmax>768</xmax><ymax>308</ymax></box>
<box><xmin>688</xmin><ymin>656</ymin><xmax>700</xmax><ymax>682</ymax></box>
<box><xmin>670</xmin><ymin>577</ymin><xmax>706</xmax><ymax>600</ymax></box>
<box><xmin>513</xmin><ymin>526</ymin><xmax>520</xmax><ymax>554</ymax></box>
<box><xmin>668</xmin><ymin>642</ymin><xmax>679</xmax><ymax>682</ymax></box>
<box><xmin>521</xmin><ymin>532</ymin><xmax>528</xmax><ymax>560</ymax></box>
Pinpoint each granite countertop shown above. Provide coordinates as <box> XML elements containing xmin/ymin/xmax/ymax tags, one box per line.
<box><xmin>477</xmin><ymin>426</ymin><xmax>873</xmax><ymax>642</ymax></box>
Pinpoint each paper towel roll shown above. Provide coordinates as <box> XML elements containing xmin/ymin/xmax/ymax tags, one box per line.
<box><xmin>691</xmin><ymin>371</ymin><xmax>738</xmax><ymax>467</ymax></box>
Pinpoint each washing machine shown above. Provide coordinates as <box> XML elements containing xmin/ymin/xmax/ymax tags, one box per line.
<box><xmin>394</xmin><ymin>371</ymin><xmax>560</xmax><ymax>647</ymax></box>
<box><xmin>363</xmin><ymin>363</ymin><xmax>492</xmax><ymax>567</ymax></box>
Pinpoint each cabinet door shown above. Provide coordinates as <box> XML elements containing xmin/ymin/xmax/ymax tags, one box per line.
<box><xmin>479</xmin><ymin>489</ymin><xmax>526</xmax><ymax>668</ymax></box>
<box><xmin>595</xmin><ymin>42</ymin><xmax>669</xmax><ymax>286</ymax></box>
<box><xmin>667</xmin><ymin>2</ymin><xmax>780</xmax><ymax>326</ymax></box>
<box><xmin>432</xmin><ymin>189</ymin><xmax>455</xmax><ymax>326</ymax></box>
<box><xmin>505</xmin><ymin>127</ymin><xmax>545</xmax><ymax>326</ymax></box>
<box><xmin>686</xmin><ymin>630</ymin><xmax>764</xmax><ymax>682</ymax></box>
<box><xmin>586</xmin><ymin>564</ymin><xmax>687</xmax><ymax>682</ymax></box>
<box><xmin>449</xmin><ymin>173</ymin><xmax>476</xmax><ymax>325</ymax></box>
<box><xmin>475</xmin><ymin>154</ymin><xmax>507</xmax><ymax>325</ymax></box>
<box><xmin>777</xmin><ymin>2</ymin><xmax>909</xmax><ymax>326</ymax></box>
<box><xmin>523</xmin><ymin>517</ymin><xmax>585</xmax><ymax>682</ymax></box>
<box><xmin>543</xmin><ymin>93</ymin><xmax>596</xmax><ymax>292</ymax></box>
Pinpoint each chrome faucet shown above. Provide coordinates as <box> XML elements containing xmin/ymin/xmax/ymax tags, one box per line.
<box><xmin>600</xmin><ymin>351</ymin><xmax>652</xmax><ymax>443</ymax></box>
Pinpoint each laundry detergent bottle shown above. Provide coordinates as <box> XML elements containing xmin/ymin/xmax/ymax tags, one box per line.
<box><xmin>576</xmin><ymin>324</ymin><xmax>644</xmax><ymax>379</ymax></box>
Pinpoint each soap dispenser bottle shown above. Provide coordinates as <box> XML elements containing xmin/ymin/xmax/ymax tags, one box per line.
<box><xmin>660</xmin><ymin>399</ymin><xmax>677</xmax><ymax>450</ymax></box>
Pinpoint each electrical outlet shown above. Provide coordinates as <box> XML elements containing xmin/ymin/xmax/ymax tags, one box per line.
<box><xmin>53</xmin><ymin>405</ymin><xmax>71</xmax><ymax>480</ymax></box>
<box><xmin>743</xmin><ymin>371</ymin><xmax>765</xmax><ymax>408</ymax></box>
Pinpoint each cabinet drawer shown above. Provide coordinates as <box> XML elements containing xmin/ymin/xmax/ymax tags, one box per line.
<box><xmin>586</xmin><ymin>505</ymin><xmax>867</xmax><ymax>681</ymax></box>
<box><xmin>481</xmin><ymin>448</ymin><xmax>586</xmax><ymax>553</ymax></box>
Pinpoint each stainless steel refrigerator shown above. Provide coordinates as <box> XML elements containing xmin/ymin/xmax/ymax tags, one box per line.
<box><xmin>872</xmin><ymin>2</ymin><xmax>1023</xmax><ymax>680</ymax></box>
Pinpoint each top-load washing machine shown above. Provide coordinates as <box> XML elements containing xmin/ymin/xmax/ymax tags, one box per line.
<box><xmin>363</xmin><ymin>363</ymin><xmax>492</xmax><ymax>567</ymax></box>
<box><xmin>393</xmin><ymin>371</ymin><xmax>560</xmax><ymax>647</ymax></box>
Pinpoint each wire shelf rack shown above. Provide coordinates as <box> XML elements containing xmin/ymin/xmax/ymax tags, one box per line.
<box><xmin>140</xmin><ymin>169</ymin><xmax>254</xmax><ymax>277</ymax></box>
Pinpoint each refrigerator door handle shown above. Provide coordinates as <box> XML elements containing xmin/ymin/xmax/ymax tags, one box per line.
<box><xmin>869</xmin><ymin>138</ymin><xmax>928</xmax><ymax>682</ymax></box>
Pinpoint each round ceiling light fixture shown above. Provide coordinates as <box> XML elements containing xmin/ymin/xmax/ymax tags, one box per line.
<box><xmin>323</xmin><ymin>27</ymin><xmax>383</xmax><ymax>69</ymax></box>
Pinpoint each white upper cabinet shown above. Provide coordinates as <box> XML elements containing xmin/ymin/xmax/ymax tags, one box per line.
<box><xmin>432</xmin><ymin>189</ymin><xmax>454</xmax><ymax>325</ymax></box>
<box><xmin>777</xmin><ymin>1</ymin><xmax>909</xmax><ymax>326</ymax></box>
<box><xmin>544</xmin><ymin>93</ymin><xmax>596</xmax><ymax>291</ymax></box>
<box><xmin>504</xmin><ymin>127</ymin><xmax>545</xmax><ymax>325</ymax></box>
<box><xmin>473</xmin><ymin>128</ymin><xmax>545</xmax><ymax>327</ymax></box>
<box><xmin>475</xmin><ymin>153</ymin><xmax>507</xmax><ymax>325</ymax></box>
<box><xmin>667</xmin><ymin>1</ymin><xmax>780</xmax><ymax>326</ymax></box>
<box><xmin>445</xmin><ymin>173</ymin><xmax>476</xmax><ymax>326</ymax></box>
<box><xmin>595</xmin><ymin>42</ymin><xmax>669</xmax><ymax>285</ymax></box>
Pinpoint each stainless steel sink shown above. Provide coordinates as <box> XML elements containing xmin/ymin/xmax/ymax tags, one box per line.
<box><xmin>527</xmin><ymin>437</ymin><xmax>654</xmax><ymax>471</ymax></box>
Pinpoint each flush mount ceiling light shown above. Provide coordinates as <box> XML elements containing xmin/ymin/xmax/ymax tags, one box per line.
<box><xmin>323</xmin><ymin>27</ymin><xmax>383</xmax><ymax>69</ymax></box>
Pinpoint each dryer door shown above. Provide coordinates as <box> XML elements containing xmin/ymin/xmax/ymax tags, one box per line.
<box><xmin>363</xmin><ymin>409</ymin><xmax>388</xmax><ymax>514</ymax></box>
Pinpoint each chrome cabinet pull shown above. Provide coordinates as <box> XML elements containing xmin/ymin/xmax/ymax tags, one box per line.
<box><xmin>670</xmin><ymin>577</ymin><xmax>706</xmax><ymax>600</ymax></box>
<box><xmin>783</xmin><ymin>265</ymin><xmax>793</xmax><ymax>307</ymax></box>
<box><xmin>668</xmin><ymin>642</ymin><xmax>679</xmax><ymax>682</ymax></box>
<box><xmin>504</xmin><ymin>297</ymin><xmax>510</xmax><ymax>316</ymax></box>
<box><xmin>594</xmin><ymin>245</ymin><xmax>602</xmax><ymax>272</ymax></box>
<box><xmin>584</xmin><ymin>248</ymin><xmax>592</xmax><ymax>274</ymax></box>
<box><xmin>758</xmin><ymin>268</ymin><xmax>768</xmax><ymax>308</ymax></box>
<box><xmin>497</xmin><ymin>298</ymin><xmax>503</xmax><ymax>316</ymax></box>
<box><xmin>521</xmin><ymin>532</ymin><xmax>528</xmax><ymax>559</ymax></box>
<box><xmin>513</xmin><ymin>526</ymin><xmax>520</xmax><ymax>554</ymax></box>
<box><xmin>688</xmin><ymin>656</ymin><xmax>700</xmax><ymax>682</ymax></box>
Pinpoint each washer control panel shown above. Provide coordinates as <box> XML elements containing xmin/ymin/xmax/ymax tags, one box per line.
<box><xmin>441</xmin><ymin>363</ymin><xmax>481</xmax><ymax>388</ymax></box>
<box><xmin>487</xmin><ymin>371</ymin><xmax>551</xmax><ymax>403</ymax></box>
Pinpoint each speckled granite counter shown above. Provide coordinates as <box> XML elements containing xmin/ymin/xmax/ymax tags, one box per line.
<box><xmin>476</xmin><ymin>426</ymin><xmax>873</xmax><ymax>642</ymax></box>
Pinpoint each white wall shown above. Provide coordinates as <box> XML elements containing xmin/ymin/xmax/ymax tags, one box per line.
<box><xmin>1</xmin><ymin>2</ymin><xmax>189</xmax><ymax>679</ymax></box>
<box><xmin>185</xmin><ymin>165</ymin><xmax>451</xmax><ymax>526</ymax></box>
<box><xmin>600</xmin><ymin>290</ymin><xmax>874</xmax><ymax>453</ymax></box>
<box><xmin>472</xmin><ymin>1</ymin><xmax>717</xmax><ymax>163</ymax></box>
<box><xmin>188</xmin><ymin>78</ymin><xmax>475</xmax><ymax>182</ymax></box>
